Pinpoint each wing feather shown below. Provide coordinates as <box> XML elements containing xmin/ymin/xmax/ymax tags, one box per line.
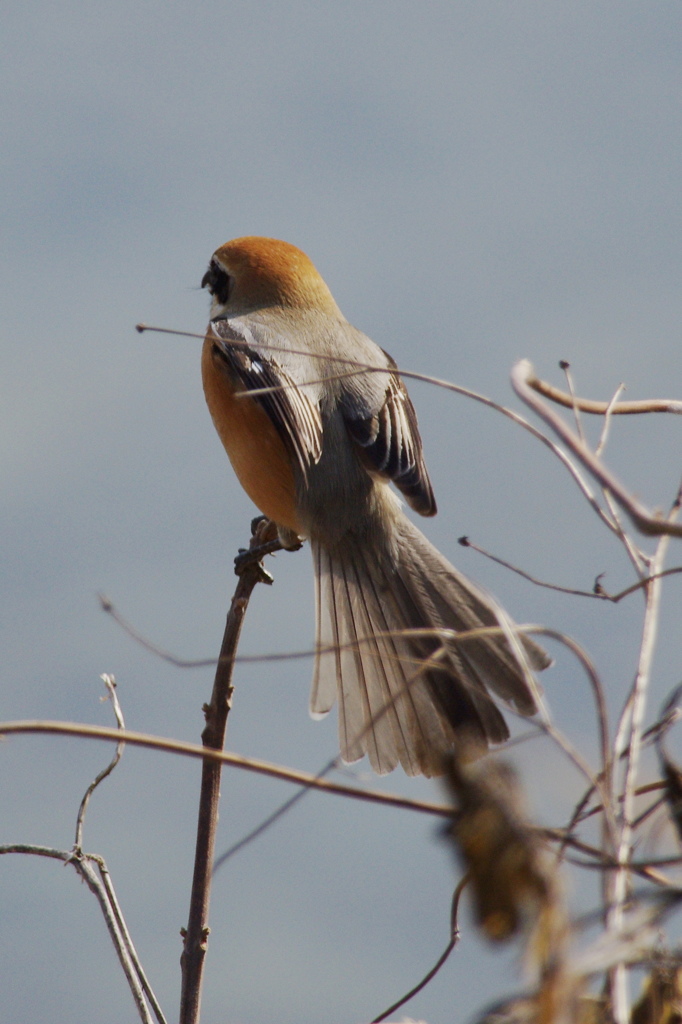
<box><xmin>209</xmin><ymin>319</ymin><xmax>322</xmax><ymax>480</ymax></box>
<box><xmin>344</xmin><ymin>353</ymin><xmax>436</xmax><ymax>516</ymax></box>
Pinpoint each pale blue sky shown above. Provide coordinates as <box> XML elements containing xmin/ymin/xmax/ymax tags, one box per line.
<box><xmin>2</xmin><ymin>4</ymin><xmax>682</xmax><ymax>1022</ymax></box>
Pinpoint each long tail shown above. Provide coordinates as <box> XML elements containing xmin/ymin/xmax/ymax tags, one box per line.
<box><xmin>310</xmin><ymin>516</ymin><xmax>550</xmax><ymax>777</ymax></box>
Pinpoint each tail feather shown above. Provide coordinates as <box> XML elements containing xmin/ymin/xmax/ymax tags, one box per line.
<box><xmin>310</xmin><ymin>542</ymin><xmax>339</xmax><ymax>717</ymax></box>
<box><xmin>402</xmin><ymin>521</ymin><xmax>549</xmax><ymax>711</ymax></box>
<box><xmin>347</xmin><ymin>553</ymin><xmax>447</xmax><ymax>775</ymax></box>
<box><xmin>311</xmin><ymin>518</ymin><xmax>548</xmax><ymax>777</ymax></box>
<box><xmin>343</xmin><ymin>554</ymin><xmax>403</xmax><ymax>772</ymax></box>
<box><xmin>312</xmin><ymin>545</ymin><xmax>368</xmax><ymax>763</ymax></box>
<box><xmin>335</xmin><ymin>554</ymin><xmax>387</xmax><ymax>772</ymax></box>
<box><xmin>380</xmin><ymin>561</ymin><xmax>508</xmax><ymax>755</ymax></box>
<box><xmin>314</xmin><ymin>543</ymin><xmax>428</xmax><ymax>774</ymax></box>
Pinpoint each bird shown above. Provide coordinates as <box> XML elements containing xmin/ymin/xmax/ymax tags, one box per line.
<box><xmin>200</xmin><ymin>236</ymin><xmax>550</xmax><ymax>777</ymax></box>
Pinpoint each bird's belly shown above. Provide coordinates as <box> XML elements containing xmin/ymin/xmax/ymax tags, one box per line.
<box><xmin>202</xmin><ymin>339</ymin><xmax>302</xmax><ymax>533</ymax></box>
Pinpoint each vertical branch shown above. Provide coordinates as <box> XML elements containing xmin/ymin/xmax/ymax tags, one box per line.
<box><xmin>608</xmin><ymin>524</ymin><xmax>674</xmax><ymax>1024</ymax></box>
<box><xmin>179</xmin><ymin>521</ymin><xmax>283</xmax><ymax>1024</ymax></box>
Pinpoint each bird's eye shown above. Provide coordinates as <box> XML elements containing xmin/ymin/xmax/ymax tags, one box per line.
<box><xmin>201</xmin><ymin>260</ymin><xmax>233</xmax><ymax>305</ymax></box>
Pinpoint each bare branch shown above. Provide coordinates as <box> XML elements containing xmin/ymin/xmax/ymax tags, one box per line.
<box><xmin>0</xmin><ymin>844</ymin><xmax>165</xmax><ymax>1024</ymax></box>
<box><xmin>525</xmin><ymin>368</ymin><xmax>682</xmax><ymax>416</ymax></box>
<box><xmin>91</xmin><ymin>855</ymin><xmax>168</xmax><ymax>1024</ymax></box>
<box><xmin>595</xmin><ymin>382</ymin><xmax>627</xmax><ymax>457</ymax></box>
<box><xmin>75</xmin><ymin>855</ymin><xmax>157</xmax><ymax>1024</ymax></box>
<box><xmin>180</xmin><ymin>521</ymin><xmax>323</xmax><ymax>1024</ymax></box>
<box><xmin>560</xmin><ymin>360</ymin><xmax>587</xmax><ymax>443</ymax></box>
<box><xmin>74</xmin><ymin>674</ymin><xmax>125</xmax><ymax>851</ymax></box>
<box><xmin>512</xmin><ymin>360</ymin><xmax>682</xmax><ymax>538</ymax></box>
<box><xmin>370</xmin><ymin>877</ymin><xmax>467</xmax><ymax>1023</ymax></box>
<box><xmin>0</xmin><ymin>719</ymin><xmax>455</xmax><ymax>818</ymax></box>
<box><xmin>608</xmin><ymin>514</ymin><xmax>676</xmax><ymax>1024</ymax></box>
<box><xmin>459</xmin><ymin>536</ymin><xmax>682</xmax><ymax>602</ymax></box>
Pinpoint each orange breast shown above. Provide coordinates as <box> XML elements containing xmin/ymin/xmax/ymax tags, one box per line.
<box><xmin>201</xmin><ymin>336</ymin><xmax>302</xmax><ymax>534</ymax></box>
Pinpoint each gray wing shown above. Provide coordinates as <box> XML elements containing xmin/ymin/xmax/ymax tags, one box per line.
<box><xmin>209</xmin><ymin>319</ymin><xmax>322</xmax><ymax>480</ymax></box>
<box><xmin>341</xmin><ymin>348</ymin><xmax>436</xmax><ymax>517</ymax></box>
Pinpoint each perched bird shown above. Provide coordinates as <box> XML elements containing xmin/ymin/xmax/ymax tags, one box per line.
<box><xmin>201</xmin><ymin>237</ymin><xmax>549</xmax><ymax>776</ymax></box>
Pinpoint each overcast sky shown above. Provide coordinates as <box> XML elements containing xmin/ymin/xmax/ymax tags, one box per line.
<box><xmin>2</xmin><ymin>4</ymin><xmax>682</xmax><ymax>1023</ymax></box>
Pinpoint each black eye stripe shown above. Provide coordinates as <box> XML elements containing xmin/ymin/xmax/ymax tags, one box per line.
<box><xmin>201</xmin><ymin>260</ymin><xmax>233</xmax><ymax>305</ymax></box>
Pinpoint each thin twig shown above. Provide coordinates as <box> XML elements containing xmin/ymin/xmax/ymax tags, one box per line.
<box><xmin>524</xmin><ymin>370</ymin><xmax>682</xmax><ymax>416</ymax></box>
<box><xmin>90</xmin><ymin>854</ymin><xmax>168</xmax><ymax>1024</ymax></box>
<box><xmin>570</xmin><ymin>781</ymin><xmax>667</xmax><ymax>828</ymax></box>
<box><xmin>630</xmin><ymin>794</ymin><xmax>667</xmax><ymax>831</ymax></box>
<box><xmin>595</xmin><ymin>383</ymin><xmax>626</xmax><ymax>457</ymax></box>
<box><xmin>76</xmin><ymin>855</ymin><xmax>156</xmax><ymax>1023</ymax></box>
<box><xmin>0</xmin><ymin>718</ymin><xmax>454</xmax><ymax>818</ymax></box>
<box><xmin>600</xmin><ymin>473</ymin><xmax>649</xmax><ymax>578</ymax></box>
<box><xmin>73</xmin><ymin>678</ymin><xmax>166</xmax><ymax>1022</ymax></box>
<box><xmin>458</xmin><ymin>537</ymin><xmax>682</xmax><ymax>602</ymax></box>
<box><xmin>560</xmin><ymin>711</ymin><xmax>679</xmax><ymax>873</ymax></box>
<box><xmin>516</xmin><ymin>626</ymin><xmax>614</xmax><ymax>844</ymax></box>
<box><xmin>370</xmin><ymin>876</ymin><xmax>467</xmax><ymax>1023</ymax></box>
<box><xmin>560</xmin><ymin>360</ymin><xmax>586</xmax><ymax>444</ymax></box>
<box><xmin>214</xmin><ymin>786</ymin><xmax>316</xmax><ymax>871</ymax></box>
<box><xmin>74</xmin><ymin>674</ymin><xmax>125</xmax><ymax>851</ymax></box>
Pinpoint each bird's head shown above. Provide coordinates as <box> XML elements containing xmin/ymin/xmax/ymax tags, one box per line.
<box><xmin>201</xmin><ymin>236</ymin><xmax>341</xmax><ymax>319</ymax></box>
